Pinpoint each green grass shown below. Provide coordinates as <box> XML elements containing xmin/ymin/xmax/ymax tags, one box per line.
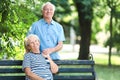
<box><xmin>60</xmin><ymin>51</ymin><xmax>120</xmax><ymax>80</ymax></box>
<box><xmin>95</xmin><ymin>65</ymin><xmax>120</xmax><ymax>80</ymax></box>
<box><xmin>93</xmin><ymin>53</ymin><xmax>120</xmax><ymax>65</ymax></box>
<box><xmin>93</xmin><ymin>53</ymin><xmax>120</xmax><ymax>80</ymax></box>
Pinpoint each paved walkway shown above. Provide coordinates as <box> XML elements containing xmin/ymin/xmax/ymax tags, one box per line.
<box><xmin>59</xmin><ymin>44</ymin><xmax>116</xmax><ymax>60</ymax></box>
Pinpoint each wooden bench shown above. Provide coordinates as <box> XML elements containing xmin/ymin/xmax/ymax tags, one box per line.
<box><xmin>0</xmin><ymin>59</ymin><xmax>96</xmax><ymax>80</ymax></box>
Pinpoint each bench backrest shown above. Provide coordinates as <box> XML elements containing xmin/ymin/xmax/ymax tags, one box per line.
<box><xmin>0</xmin><ymin>60</ymin><xmax>96</xmax><ymax>80</ymax></box>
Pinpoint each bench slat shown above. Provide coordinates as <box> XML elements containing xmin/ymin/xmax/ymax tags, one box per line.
<box><xmin>54</xmin><ymin>75</ymin><xmax>95</xmax><ymax>80</ymax></box>
<box><xmin>0</xmin><ymin>76</ymin><xmax>25</xmax><ymax>80</ymax></box>
<box><xmin>0</xmin><ymin>68</ymin><xmax>94</xmax><ymax>73</ymax></box>
<box><xmin>54</xmin><ymin>60</ymin><xmax>95</xmax><ymax>65</ymax></box>
<box><xmin>59</xmin><ymin>68</ymin><xmax>94</xmax><ymax>73</ymax></box>
<box><xmin>0</xmin><ymin>76</ymin><xmax>95</xmax><ymax>80</ymax></box>
<box><xmin>0</xmin><ymin>60</ymin><xmax>22</xmax><ymax>66</ymax></box>
<box><xmin>0</xmin><ymin>60</ymin><xmax>95</xmax><ymax>65</ymax></box>
<box><xmin>0</xmin><ymin>69</ymin><xmax>23</xmax><ymax>73</ymax></box>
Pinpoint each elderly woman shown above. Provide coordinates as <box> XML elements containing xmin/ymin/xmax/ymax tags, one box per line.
<box><xmin>22</xmin><ymin>34</ymin><xmax>58</xmax><ymax>80</ymax></box>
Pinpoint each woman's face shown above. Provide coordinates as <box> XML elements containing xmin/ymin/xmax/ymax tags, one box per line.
<box><xmin>28</xmin><ymin>36</ymin><xmax>40</xmax><ymax>52</ymax></box>
<box><xmin>42</xmin><ymin>4</ymin><xmax>55</xmax><ymax>19</ymax></box>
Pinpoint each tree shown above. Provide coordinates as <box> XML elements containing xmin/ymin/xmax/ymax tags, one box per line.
<box><xmin>73</xmin><ymin>0</ymin><xmax>94</xmax><ymax>60</ymax></box>
<box><xmin>106</xmin><ymin>0</ymin><xmax>120</xmax><ymax>66</ymax></box>
<box><xmin>0</xmin><ymin>0</ymin><xmax>45</xmax><ymax>59</ymax></box>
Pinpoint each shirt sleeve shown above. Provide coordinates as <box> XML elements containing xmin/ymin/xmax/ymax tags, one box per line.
<box><xmin>27</xmin><ymin>23</ymin><xmax>36</xmax><ymax>36</ymax></box>
<box><xmin>22</xmin><ymin>53</ymin><xmax>31</xmax><ymax>71</ymax></box>
<box><xmin>58</xmin><ymin>25</ymin><xmax>65</xmax><ymax>42</ymax></box>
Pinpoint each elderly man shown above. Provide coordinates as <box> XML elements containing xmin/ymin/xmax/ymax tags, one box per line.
<box><xmin>27</xmin><ymin>2</ymin><xmax>65</xmax><ymax>60</ymax></box>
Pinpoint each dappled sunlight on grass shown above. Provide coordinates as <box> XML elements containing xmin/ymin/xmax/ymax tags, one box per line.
<box><xmin>111</xmin><ymin>55</ymin><xmax>120</xmax><ymax>65</ymax></box>
<box><xmin>93</xmin><ymin>53</ymin><xmax>120</xmax><ymax>65</ymax></box>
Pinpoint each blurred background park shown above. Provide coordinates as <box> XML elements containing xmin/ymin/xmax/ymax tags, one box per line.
<box><xmin>0</xmin><ymin>0</ymin><xmax>120</xmax><ymax>80</ymax></box>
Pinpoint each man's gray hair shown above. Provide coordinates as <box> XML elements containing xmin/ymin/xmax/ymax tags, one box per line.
<box><xmin>41</xmin><ymin>2</ymin><xmax>55</xmax><ymax>11</ymax></box>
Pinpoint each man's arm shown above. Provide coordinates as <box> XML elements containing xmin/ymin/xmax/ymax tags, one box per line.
<box><xmin>42</xmin><ymin>41</ymin><xmax>63</xmax><ymax>55</ymax></box>
<box><xmin>53</xmin><ymin>41</ymin><xmax>63</xmax><ymax>52</ymax></box>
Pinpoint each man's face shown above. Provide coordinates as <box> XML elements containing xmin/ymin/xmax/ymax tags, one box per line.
<box><xmin>42</xmin><ymin>4</ymin><xmax>54</xmax><ymax>19</ymax></box>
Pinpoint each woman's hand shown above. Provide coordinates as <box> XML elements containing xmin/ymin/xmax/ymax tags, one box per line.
<box><xmin>42</xmin><ymin>53</ymin><xmax>50</xmax><ymax>59</ymax></box>
<box><xmin>42</xmin><ymin>48</ymin><xmax>55</xmax><ymax>55</ymax></box>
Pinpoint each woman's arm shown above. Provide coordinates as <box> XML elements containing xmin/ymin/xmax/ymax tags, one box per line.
<box><xmin>24</xmin><ymin>67</ymin><xmax>45</xmax><ymax>80</ymax></box>
<box><xmin>46</xmin><ymin>55</ymin><xmax>59</xmax><ymax>74</ymax></box>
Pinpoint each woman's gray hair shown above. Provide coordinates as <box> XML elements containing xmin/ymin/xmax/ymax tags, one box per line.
<box><xmin>41</xmin><ymin>2</ymin><xmax>55</xmax><ymax>11</ymax></box>
<box><xmin>24</xmin><ymin>34</ymin><xmax>40</xmax><ymax>52</ymax></box>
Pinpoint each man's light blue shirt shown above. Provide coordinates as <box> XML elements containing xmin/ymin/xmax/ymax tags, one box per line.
<box><xmin>28</xmin><ymin>19</ymin><xmax>65</xmax><ymax>60</ymax></box>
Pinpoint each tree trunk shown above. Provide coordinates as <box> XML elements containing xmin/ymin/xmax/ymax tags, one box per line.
<box><xmin>73</xmin><ymin>0</ymin><xmax>93</xmax><ymax>60</ymax></box>
<box><xmin>108</xmin><ymin>8</ymin><xmax>113</xmax><ymax>66</ymax></box>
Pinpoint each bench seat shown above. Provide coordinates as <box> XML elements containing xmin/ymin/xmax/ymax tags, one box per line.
<box><xmin>0</xmin><ymin>60</ymin><xmax>96</xmax><ymax>80</ymax></box>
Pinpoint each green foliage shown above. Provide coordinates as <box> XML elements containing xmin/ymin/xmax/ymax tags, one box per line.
<box><xmin>105</xmin><ymin>32</ymin><xmax>120</xmax><ymax>52</ymax></box>
<box><xmin>93</xmin><ymin>0</ymin><xmax>108</xmax><ymax>18</ymax></box>
<box><xmin>104</xmin><ymin>0</ymin><xmax>120</xmax><ymax>53</ymax></box>
<box><xmin>73</xmin><ymin>0</ymin><xmax>94</xmax><ymax>20</ymax></box>
<box><xmin>0</xmin><ymin>0</ymin><xmax>46</xmax><ymax>60</ymax></box>
<box><xmin>51</xmin><ymin>0</ymin><xmax>72</xmax><ymax>23</ymax></box>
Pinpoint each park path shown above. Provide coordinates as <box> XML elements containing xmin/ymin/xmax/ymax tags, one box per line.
<box><xmin>59</xmin><ymin>44</ymin><xmax>116</xmax><ymax>59</ymax></box>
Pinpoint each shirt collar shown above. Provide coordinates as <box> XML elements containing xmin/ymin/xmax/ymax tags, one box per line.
<box><xmin>42</xmin><ymin>18</ymin><xmax>54</xmax><ymax>25</ymax></box>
